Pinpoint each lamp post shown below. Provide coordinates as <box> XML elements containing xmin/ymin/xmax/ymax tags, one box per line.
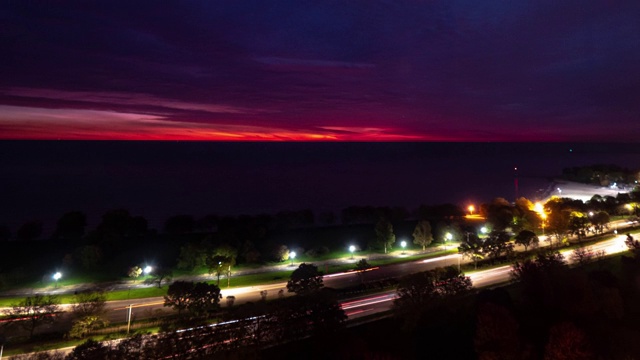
<box><xmin>401</xmin><ymin>240</ymin><xmax>407</xmax><ymax>255</ymax></box>
<box><xmin>0</xmin><ymin>335</ymin><xmax>5</xmax><ymax>360</ymax></box>
<box><xmin>468</xmin><ymin>205</ymin><xmax>475</xmax><ymax>215</ymax></box>
<box><xmin>349</xmin><ymin>245</ymin><xmax>355</xmax><ymax>260</ymax></box>
<box><xmin>126</xmin><ymin>304</ymin><xmax>133</xmax><ymax>334</ymax></box>
<box><xmin>444</xmin><ymin>233</ymin><xmax>452</xmax><ymax>250</ymax></box>
<box><xmin>143</xmin><ymin>266</ymin><xmax>152</xmax><ymax>275</ymax></box>
<box><xmin>290</xmin><ymin>251</ymin><xmax>296</xmax><ymax>266</ymax></box>
<box><xmin>53</xmin><ymin>272</ymin><xmax>62</xmax><ymax>289</ymax></box>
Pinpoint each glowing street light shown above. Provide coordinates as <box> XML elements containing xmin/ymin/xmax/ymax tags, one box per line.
<box><xmin>53</xmin><ymin>272</ymin><xmax>62</xmax><ymax>288</ymax></box>
<box><xmin>349</xmin><ymin>245</ymin><xmax>356</xmax><ymax>259</ymax></box>
<box><xmin>400</xmin><ymin>240</ymin><xmax>407</xmax><ymax>254</ymax></box>
<box><xmin>444</xmin><ymin>233</ymin><xmax>452</xmax><ymax>250</ymax></box>
<box><xmin>143</xmin><ymin>266</ymin><xmax>152</xmax><ymax>275</ymax></box>
<box><xmin>480</xmin><ymin>227</ymin><xmax>488</xmax><ymax>235</ymax></box>
<box><xmin>468</xmin><ymin>205</ymin><xmax>475</xmax><ymax>215</ymax></box>
<box><xmin>290</xmin><ymin>251</ymin><xmax>296</xmax><ymax>266</ymax></box>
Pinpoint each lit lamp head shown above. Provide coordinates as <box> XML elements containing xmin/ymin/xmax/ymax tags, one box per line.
<box><xmin>143</xmin><ymin>266</ymin><xmax>153</xmax><ymax>275</ymax></box>
<box><xmin>53</xmin><ymin>272</ymin><xmax>62</xmax><ymax>281</ymax></box>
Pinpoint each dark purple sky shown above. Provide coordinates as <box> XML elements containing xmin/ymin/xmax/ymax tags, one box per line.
<box><xmin>1</xmin><ymin>1</ymin><xmax>639</xmax><ymax>141</ymax></box>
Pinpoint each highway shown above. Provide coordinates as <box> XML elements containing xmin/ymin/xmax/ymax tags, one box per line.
<box><xmin>341</xmin><ymin>233</ymin><xmax>632</xmax><ymax>318</ymax></box>
<box><xmin>99</xmin><ymin>219</ymin><xmax>635</xmax><ymax>324</ymax></box>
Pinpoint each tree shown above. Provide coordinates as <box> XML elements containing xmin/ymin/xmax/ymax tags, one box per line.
<box><xmin>164</xmin><ymin>214</ymin><xmax>195</xmax><ymax>235</ymax></box>
<box><xmin>17</xmin><ymin>220</ymin><xmax>42</xmax><ymax>241</ymax></box>
<box><xmin>568</xmin><ymin>212</ymin><xmax>589</xmax><ymax>241</ymax></box>
<box><xmin>68</xmin><ymin>315</ymin><xmax>109</xmax><ymax>339</ymax></box>
<box><xmin>514</xmin><ymin>230</ymin><xmax>539</xmax><ymax>252</ymax></box>
<box><xmin>164</xmin><ymin>281</ymin><xmax>222</xmax><ymax>317</ymax></box>
<box><xmin>394</xmin><ymin>267</ymin><xmax>472</xmax><ymax>326</ymax></box>
<box><xmin>570</xmin><ymin>247</ymin><xmax>595</xmax><ymax>266</ymax></box>
<box><xmin>590</xmin><ymin>211</ymin><xmax>610</xmax><ymax>234</ymax></box>
<box><xmin>53</xmin><ymin>211</ymin><xmax>86</xmax><ymax>240</ymax></box>
<box><xmin>164</xmin><ymin>281</ymin><xmax>195</xmax><ymax>315</ymax></box>
<box><xmin>73</xmin><ymin>245</ymin><xmax>102</xmax><ymax>271</ymax></box>
<box><xmin>544</xmin><ymin>322</ymin><xmax>594</xmax><ymax>360</ymax></box>
<box><xmin>145</xmin><ymin>267</ymin><xmax>172</xmax><ymax>288</ymax></box>
<box><xmin>374</xmin><ymin>218</ymin><xmax>396</xmax><ymax>254</ymax></box>
<box><xmin>128</xmin><ymin>266</ymin><xmax>142</xmax><ymax>281</ymax></box>
<box><xmin>474</xmin><ymin>303</ymin><xmax>522</xmax><ymax>360</ymax></box>
<box><xmin>176</xmin><ymin>242</ymin><xmax>208</xmax><ymax>271</ymax></box>
<box><xmin>483</xmin><ymin>231</ymin><xmax>514</xmax><ymax>262</ymax></box>
<box><xmin>287</xmin><ymin>263</ymin><xmax>324</xmax><ymax>295</ymax></box>
<box><xmin>188</xmin><ymin>282</ymin><xmax>222</xmax><ymax>317</ymax></box>
<box><xmin>66</xmin><ymin>339</ymin><xmax>110</xmax><ymax>360</ymax></box>
<box><xmin>412</xmin><ymin>220</ymin><xmax>433</xmax><ymax>251</ymax></box>
<box><xmin>4</xmin><ymin>294</ymin><xmax>60</xmax><ymax>339</ymax></box>
<box><xmin>458</xmin><ymin>233</ymin><xmax>484</xmax><ymax>269</ymax></box>
<box><xmin>206</xmin><ymin>254</ymin><xmax>234</xmax><ymax>286</ymax></box>
<box><xmin>483</xmin><ymin>198</ymin><xmax>514</xmax><ymax>231</ymax></box>
<box><xmin>545</xmin><ymin>199</ymin><xmax>572</xmax><ymax>248</ymax></box>
<box><xmin>510</xmin><ymin>251</ymin><xmax>568</xmax><ymax>308</ymax></box>
<box><xmin>354</xmin><ymin>259</ymin><xmax>372</xmax><ymax>284</ymax></box>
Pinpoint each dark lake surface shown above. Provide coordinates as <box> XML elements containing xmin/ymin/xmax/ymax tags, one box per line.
<box><xmin>1</xmin><ymin>141</ymin><xmax>639</xmax><ymax>234</ymax></box>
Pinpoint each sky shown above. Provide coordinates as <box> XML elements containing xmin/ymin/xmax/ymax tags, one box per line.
<box><xmin>1</xmin><ymin>1</ymin><xmax>640</xmax><ymax>141</ymax></box>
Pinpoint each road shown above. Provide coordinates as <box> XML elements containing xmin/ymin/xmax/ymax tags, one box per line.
<box><xmin>339</xmin><ymin>233</ymin><xmax>631</xmax><ymax>320</ymax></box>
<box><xmin>99</xmin><ymin>220</ymin><xmax>638</xmax><ymax>324</ymax></box>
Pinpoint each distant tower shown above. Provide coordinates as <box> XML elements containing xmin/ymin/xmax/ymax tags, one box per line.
<box><xmin>514</xmin><ymin>166</ymin><xmax>519</xmax><ymax>201</ymax></box>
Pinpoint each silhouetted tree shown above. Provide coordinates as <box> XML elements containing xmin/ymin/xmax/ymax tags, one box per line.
<box><xmin>53</xmin><ymin>211</ymin><xmax>86</xmax><ymax>240</ymax></box>
<box><xmin>73</xmin><ymin>245</ymin><xmax>102</xmax><ymax>271</ymax></box>
<box><xmin>514</xmin><ymin>230</ymin><xmax>539</xmax><ymax>252</ymax></box>
<box><xmin>287</xmin><ymin>263</ymin><xmax>324</xmax><ymax>295</ymax></box>
<box><xmin>590</xmin><ymin>211</ymin><xmax>610</xmax><ymax>234</ymax></box>
<box><xmin>474</xmin><ymin>303</ymin><xmax>523</xmax><ymax>360</ymax></box>
<box><xmin>354</xmin><ymin>259</ymin><xmax>372</xmax><ymax>284</ymax></box>
<box><xmin>543</xmin><ymin>322</ymin><xmax>594</xmax><ymax>360</ymax></box>
<box><xmin>164</xmin><ymin>214</ymin><xmax>195</xmax><ymax>235</ymax></box>
<box><xmin>145</xmin><ymin>266</ymin><xmax>173</xmax><ymax>288</ymax></box>
<box><xmin>17</xmin><ymin>220</ymin><xmax>42</xmax><ymax>241</ymax></box>
<box><xmin>459</xmin><ymin>233</ymin><xmax>484</xmax><ymax>269</ymax></box>
<box><xmin>374</xmin><ymin>217</ymin><xmax>396</xmax><ymax>254</ymax></box>
<box><xmin>412</xmin><ymin>220</ymin><xmax>433</xmax><ymax>251</ymax></box>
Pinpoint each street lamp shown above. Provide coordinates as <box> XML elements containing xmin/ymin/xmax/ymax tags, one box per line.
<box><xmin>290</xmin><ymin>251</ymin><xmax>296</xmax><ymax>266</ymax></box>
<box><xmin>349</xmin><ymin>245</ymin><xmax>356</xmax><ymax>259</ymax></box>
<box><xmin>480</xmin><ymin>227</ymin><xmax>488</xmax><ymax>235</ymax></box>
<box><xmin>53</xmin><ymin>272</ymin><xmax>62</xmax><ymax>289</ymax></box>
<box><xmin>143</xmin><ymin>265</ymin><xmax>152</xmax><ymax>275</ymax></box>
<box><xmin>400</xmin><ymin>240</ymin><xmax>407</xmax><ymax>254</ymax></box>
<box><xmin>468</xmin><ymin>205</ymin><xmax>475</xmax><ymax>215</ymax></box>
<box><xmin>444</xmin><ymin>233</ymin><xmax>452</xmax><ymax>250</ymax></box>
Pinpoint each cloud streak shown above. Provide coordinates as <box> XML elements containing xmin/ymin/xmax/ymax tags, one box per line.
<box><xmin>1</xmin><ymin>1</ymin><xmax>639</xmax><ymax>141</ymax></box>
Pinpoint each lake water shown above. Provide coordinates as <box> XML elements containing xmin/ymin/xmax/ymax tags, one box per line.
<box><xmin>1</xmin><ymin>141</ymin><xmax>639</xmax><ymax>234</ymax></box>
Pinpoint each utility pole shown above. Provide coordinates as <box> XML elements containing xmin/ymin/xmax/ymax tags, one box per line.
<box><xmin>514</xmin><ymin>166</ymin><xmax>519</xmax><ymax>201</ymax></box>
